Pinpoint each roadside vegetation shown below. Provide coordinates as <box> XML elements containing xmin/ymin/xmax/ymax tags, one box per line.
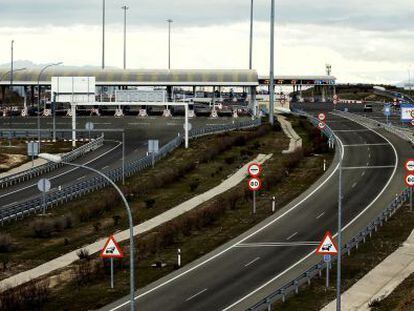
<box><xmin>0</xmin><ymin>116</ymin><xmax>334</xmax><ymax>310</ymax></box>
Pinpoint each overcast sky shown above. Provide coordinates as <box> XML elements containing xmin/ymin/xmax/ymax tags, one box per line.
<box><xmin>1</xmin><ymin>0</ymin><xmax>413</xmax><ymax>84</ymax></box>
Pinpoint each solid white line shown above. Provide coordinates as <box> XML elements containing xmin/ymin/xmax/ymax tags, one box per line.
<box><xmin>102</xmin><ymin>166</ymin><xmax>110</xmax><ymax>170</ymax></box>
<box><xmin>342</xmin><ymin>166</ymin><xmax>394</xmax><ymax>170</ymax></box>
<box><xmin>2</xmin><ymin>201</ymin><xmax>17</xmax><ymax>208</ymax></box>
<box><xmin>316</xmin><ymin>211</ymin><xmax>325</xmax><ymax>219</ymax></box>
<box><xmin>362</xmin><ymin>171</ymin><xmax>366</xmax><ymax>177</ymax></box>
<box><xmin>352</xmin><ymin>182</ymin><xmax>357</xmax><ymax>188</ymax></box>
<box><xmin>76</xmin><ymin>176</ymin><xmax>85</xmax><ymax>181</ymax></box>
<box><xmin>286</xmin><ymin>232</ymin><xmax>298</xmax><ymax>241</ymax></box>
<box><xmin>334</xmin><ymin>129</ymin><xmax>371</xmax><ymax>132</ymax></box>
<box><xmin>343</xmin><ymin>143</ymin><xmax>388</xmax><ymax>147</ymax></box>
<box><xmin>103</xmin><ymin>126</ymin><xmax>344</xmax><ymax>311</ymax></box>
<box><xmin>245</xmin><ymin>257</ymin><xmax>261</xmax><ymax>267</ymax></box>
<box><xmin>369</xmin><ymin>153</ymin><xmax>371</xmax><ymax>158</ymax></box>
<box><xmin>221</xmin><ymin>116</ymin><xmax>398</xmax><ymax>311</ymax></box>
<box><xmin>0</xmin><ymin>142</ymin><xmax>122</xmax><ymax>200</ymax></box>
<box><xmin>185</xmin><ymin>289</ymin><xmax>208</xmax><ymax>302</ymax></box>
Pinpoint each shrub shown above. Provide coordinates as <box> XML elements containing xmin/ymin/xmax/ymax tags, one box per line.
<box><xmin>93</xmin><ymin>222</ymin><xmax>102</xmax><ymax>232</ymax></box>
<box><xmin>0</xmin><ymin>234</ymin><xmax>12</xmax><ymax>253</ymax></box>
<box><xmin>145</xmin><ymin>198</ymin><xmax>156</xmax><ymax>209</ymax></box>
<box><xmin>0</xmin><ymin>279</ymin><xmax>50</xmax><ymax>310</ymax></box>
<box><xmin>189</xmin><ymin>179</ymin><xmax>200</xmax><ymax>192</ymax></box>
<box><xmin>31</xmin><ymin>219</ymin><xmax>55</xmax><ymax>238</ymax></box>
<box><xmin>76</xmin><ymin>249</ymin><xmax>90</xmax><ymax>261</ymax></box>
<box><xmin>112</xmin><ymin>215</ymin><xmax>121</xmax><ymax>226</ymax></box>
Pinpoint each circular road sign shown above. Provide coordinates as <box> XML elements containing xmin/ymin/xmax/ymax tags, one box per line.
<box><xmin>323</xmin><ymin>254</ymin><xmax>331</xmax><ymax>263</ymax></box>
<box><xmin>333</xmin><ymin>95</ymin><xmax>338</xmax><ymax>100</ymax></box>
<box><xmin>248</xmin><ymin>163</ymin><xmax>262</xmax><ymax>177</ymax></box>
<box><xmin>405</xmin><ymin>174</ymin><xmax>414</xmax><ymax>187</ymax></box>
<box><xmin>248</xmin><ymin>177</ymin><xmax>262</xmax><ymax>191</ymax></box>
<box><xmin>37</xmin><ymin>178</ymin><xmax>51</xmax><ymax>193</ymax></box>
<box><xmin>318</xmin><ymin>122</ymin><xmax>326</xmax><ymax>130</ymax></box>
<box><xmin>183</xmin><ymin>123</ymin><xmax>193</xmax><ymax>131</ymax></box>
<box><xmin>318</xmin><ymin>113</ymin><xmax>326</xmax><ymax>121</ymax></box>
<box><xmin>405</xmin><ymin>159</ymin><xmax>414</xmax><ymax>172</ymax></box>
<box><xmin>85</xmin><ymin>122</ymin><xmax>94</xmax><ymax>131</ymax></box>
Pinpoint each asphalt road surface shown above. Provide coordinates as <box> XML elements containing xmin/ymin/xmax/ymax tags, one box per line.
<box><xmin>0</xmin><ymin>116</ymin><xmax>246</xmax><ymax>208</ymax></box>
<box><xmin>102</xmin><ymin>103</ymin><xmax>409</xmax><ymax>311</ymax></box>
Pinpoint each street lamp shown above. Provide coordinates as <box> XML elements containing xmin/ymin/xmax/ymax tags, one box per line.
<box><xmin>37</xmin><ymin>62</ymin><xmax>63</xmax><ymax>150</ymax></box>
<box><xmin>10</xmin><ymin>40</ymin><xmax>14</xmax><ymax>85</ymax></box>
<box><xmin>269</xmin><ymin>0</ymin><xmax>275</xmax><ymax>125</ymax></box>
<box><xmin>249</xmin><ymin>0</ymin><xmax>254</xmax><ymax>70</ymax></box>
<box><xmin>167</xmin><ymin>19</ymin><xmax>173</xmax><ymax>70</ymax></box>
<box><xmin>38</xmin><ymin>153</ymin><xmax>135</xmax><ymax>311</ymax></box>
<box><xmin>102</xmin><ymin>0</ymin><xmax>106</xmax><ymax>69</ymax></box>
<box><xmin>122</xmin><ymin>5</ymin><xmax>129</xmax><ymax>70</ymax></box>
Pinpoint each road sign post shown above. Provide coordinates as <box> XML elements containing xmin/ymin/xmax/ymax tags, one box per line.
<box><xmin>316</xmin><ymin>232</ymin><xmax>338</xmax><ymax>293</ymax></box>
<box><xmin>37</xmin><ymin>178</ymin><xmax>51</xmax><ymax>214</ymax></box>
<box><xmin>324</xmin><ymin>254</ymin><xmax>331</xmax><ymax>288</ymax></box>
<box><xmin>404</xmin><ymin>160</ymin><xmax>414</xmax><ymax>211</ymax></box>
<box><xmin>85</xmin><ymin>122</ymin><xmax>94</xmax><ymax>141</ymax></box>
<box><xmin>248</xmin><ymin>177</ymin><xmax>262</xmax><ymax>214</ymax></box>
<box><xmin>271</xmin><ymin>196</ymin><xmax>276</xmax><ymax>213</ymax></box>
<box><xmin>100</xmin><ymin>235</ymin><xmax>124</xmax><ymax>289</ymax></box>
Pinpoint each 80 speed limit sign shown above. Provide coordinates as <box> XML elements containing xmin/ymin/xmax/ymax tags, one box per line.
<box><xmin>405</xmin><ymin>174</ymin><xmax>414</xmax><ymax>187</ymax></box>
<box><xmin>248</xmin><ymin>177</ymin><xmax>262</xmax><ymax>191</ymax></box>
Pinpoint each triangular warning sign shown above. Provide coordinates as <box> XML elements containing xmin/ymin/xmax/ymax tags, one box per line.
<box><xmin>100</xmin><ymin>235</ymin><xmax>124</xmax><ymax>259</ymax></box>
<box><xmin>316</xmin><ymin>231</ymin><xmax>338</xmax><ymax>255</ymax></box>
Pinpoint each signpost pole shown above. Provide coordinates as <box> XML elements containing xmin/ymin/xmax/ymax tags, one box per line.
<box><xmin>42</xmin><ymin>178</ymin><xmax>46</xmax><ymax>214</ymax></box>
<box><xmin>185</xmin><ymin>104</ymin><xmax>189</xmax><ymax>149</ymax></box>
<box><xmin>110</xmin><ymin>258</ymin><xmax>114</xmax><ymax>289</ymax></box>
<box><xmin>253</xmin><ymin>190</ymin><xmax>256</xmax><ymax>214</ymax></box>
<box><xmin>122</xmin><ymin>131</ymin><xmax>125</xmax><ymax>185</ymax></box>
<box><xmin>337</xmin><ymin>151</ymin><xmax>343</xmax><ymax>311</ymax></box>
<box><xmin>410</xmin><ymin>187</ymin><xmax>413</xmax><ymax>212</ymax></box>
<box><xmin>177</xmin><ymin>248</ymin><xmax>181</xmax><ymax>268</ymax></box>
<box><xmin>271</xmin><ymin>196</ymin><xmax>276</xmax><ymax>213</ymax></box>
<box><xmin>326</xmin><ymin>261</ymin><xmax>330</xmax><ymax>288</ymax></box>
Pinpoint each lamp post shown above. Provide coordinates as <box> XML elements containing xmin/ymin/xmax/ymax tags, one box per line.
<box><xmin>102</xmin><ymin>0</ymin><xmax>106</xmax><ymax>69</ymax></box>
<box><xmin>269</xmin><ymin>0</ymin><xmax>275</xmax><ymax>125</ymax></box>
<box><xmin>167</xmin><ymin>19</ymin><xmax>173</xmax><ymax>70</ymax></box>
<box><xmin>249</xmin><ymin>0</ymin><xmax>254</xmax><ymax>70</ymax></box>
<box><xmin>37</xmin><ymin>62</ymin><xmax>63</xmax><ymax>150</ymax></box>
<box><xmin>38</xmin><ymin>153</ymin><xmax>135</xmax><ymax>311</ymax></box>
<box><xmin>1</xmin><ymin>67</ymin><xmax>26</xmax><ymax>108</ymax></box>
<box><xmin>10</xmin><ymin>40</ymin><xmax>14</xmax><ymax>86</ymax></box>
<box><xmin>337</xmin><ymin>142</ymin><xmax>343</xmax><ymax>311</ymax></box>
<box><xmin>122</xmin><ymin>5</ymin><xmax>129</xmax><ymax>70</ymax></box>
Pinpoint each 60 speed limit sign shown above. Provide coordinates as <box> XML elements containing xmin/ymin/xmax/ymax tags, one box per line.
<box><xmin>318</xmin><ymin>113</ymin><xmax>326</xmax><ymax>121</ymax></box>
<box><xmin>318</xmin><ymin>122</ymin><xmax>326</xmax><ymax>130</ymax></box>
<box><xmin>248</xmin><ymin>177</ymin><xmax>262</xmax><ymax>191</ymax></box>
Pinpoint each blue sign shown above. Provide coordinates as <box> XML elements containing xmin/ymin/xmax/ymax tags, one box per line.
<box><xmin>400</xmin><ymin>104</ymin><xmax>414</xmax><ymax>122</ymax></box>
<box><xmin>323</xmin><ymin>254</ymin><xmax>331</xmax><ymax>263</ymax></box>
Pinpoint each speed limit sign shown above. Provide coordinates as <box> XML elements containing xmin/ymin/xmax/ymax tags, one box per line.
<box><xmin>405</xmin><ymin>159</ymin><xmax>414</xmax><ymax>172</ymax></box>
<box><xmin>318</xmin><ymin>113</ymin><xmax>326</xmax><ymax>121</ymax></box>
<box><xmin>318</xmin><ymin>122</ymin><xmax>326</xmax><ymax>130</ymax></box>
<box><xmin>405</xmin><ymin>174</ymin><xmax>414</xmax><ymax>187</ymax></box>
<box><xmin>248</xmin><ymin>177</ymin><xmax>262</xmax><ymax>191</ymax></box>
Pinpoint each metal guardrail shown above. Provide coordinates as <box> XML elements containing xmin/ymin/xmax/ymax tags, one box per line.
<box><xmin>247</xmin><ymin>109</ymin><xmax>408</xmax><ymax>310</ymax></box>
<box><xmin>0</xmin><ymin>119</ymin><xmax>261</xmax><ymax>224</ymax></box>
<box><xmin>0</xmin><ymin>135</ymin><xmax>104</xmax><ymax>189</ymax></box>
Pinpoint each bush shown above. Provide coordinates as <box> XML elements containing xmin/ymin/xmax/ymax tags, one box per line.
<box><xmin>0</xmin><ymin>234</ymin><xmax>12</xmax><ymax>253</ymax></box>
<box><xmin>189</xmin><ymin>179</ymin><xmax>200</xmax><ymax>192</ymax></box>
<box><xmin>31</xmin><ymin>219</ymin><xmax>55</xmax><ymax>238</ymax></box>
<box><xmin>0</xmin><ymin>279</ymin><xmax>50</xmax><ymax>310</ymax></box>
<box><xmin>112</xmin><ymin>215</ymin><xmax>121</xmax><ymax>226</ymax></box>
<box><xmin>145</xmin><ymin>198</ymin><xmax>156</xmax><ymax>209</ymax></box>
<box><xmin>77</xmin><ymin>249</ymin><xmax>90</xmax><ymax>261</ymax></box>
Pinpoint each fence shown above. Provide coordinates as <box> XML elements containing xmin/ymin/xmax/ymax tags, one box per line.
<box><xmin>0</xmin><ymin>119</ymin><xmax>261</xmax><ymax>224</ymax></box>
<box><xmin>248</xmin><ymin>109</ymin><xmax>408</xmax><ymax>310</ymax></box>
<box><xmin>0</xmin><ymin>135</ymin><xmax>104</xmax><ymax>189</ymax></box>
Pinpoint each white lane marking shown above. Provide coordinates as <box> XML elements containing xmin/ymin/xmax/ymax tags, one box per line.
<box><xmin>316</xmin><ymin>211</ymin><xmax>325</xmax><ymax>219</ymax></box>
<box><xmin>286</xmin><ymin>232</ymin><xmax>298</xmax><ymax>241</ymax></box>
<box><xmin>109</xmin><ymin>131</ymin><xmax>345</xmax><ymax>311</ymax></box>
<box><xmin>369</xmin><ymin>153</ymin><xmax>371</xmax><ymax>158</ymax></box>
<box><xmin>236</xmin><ymin>242</ymin><xmax>318</xmax><ymax>248</ymax></box>
<box><xmin>352</xmin><ymin>182</ymin><xmax>357</xmax><ymax>188</ymax></box>
<box><xmin>185</xmin><ymin>289</ymin><xmax>208</xmax><ymax>302</ymax></box>
<box><xmin>334</xmin><ymin>129</ymin><xmax>371</xmax><ymax>132</ymax></box>
<box><xmin>0</xmin><ymin>142</ymin><xmax>122</xmax><ymax>200</ymax></box>
<box><xmin>361</xmin><ymin>171</ymin><xmax>366</xmax><ymax>177</ymax></box>
<box><xmin>343</xmin><ymin>143</ymin><xmax>388</xmax><ymax>147</ymax></box>
<box><xmin>2</xmin><ymin>201</ymin><xmax>17</xmax><ymax>208</ymax></box>
<box><xmin>222</xmin><ymin>117</ymin><xmax>398</xmax><ymax>311</ymax></box>
<box><xmin>76</xmin><ymin>176</ymin><xmax>86</xmax><ymax>181</ymax></box>
<box><xmin>128</xmin><ymin>122</ymin><xmax>150</xmax><ymax>125</ymax></box>
<box><xmin>342</xmin><ymin>166</ymin><xmax>394</xmax><ymax>170</ymax></box>
<box><xmin>102</xmin><ymin>166</ymin><xmax>110</xmax><ymax>170</ymax></box>
<box><xmin>244</xmin><ymin>257</ymin><xmax>261</xmax><ymax>267</ymax></box>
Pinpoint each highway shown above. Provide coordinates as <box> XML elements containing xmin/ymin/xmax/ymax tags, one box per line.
<box><xmin>102</xmin><ymin>103</ymin><xmax>409</xmax><ymax>311</ymax></box>
<box><xmin>0</xmin><ymin>116</ymin><xmax>244</xmax><ymax>208</ymax></box>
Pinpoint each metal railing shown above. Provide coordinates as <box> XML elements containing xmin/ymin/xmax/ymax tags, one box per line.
<box><xmin>0</xmin><ymin>119</ymin><xmax>261</xmax><ymax>224</ymax></box>
<box><xmin>248</xmin><ymin>109</ymin><xmax>408</xmax><ymax>310</ymax></box>
<box><xmin>0</xmin><ymin>135</ymin><xmax>104</xmax><ymax>189</ymax></box>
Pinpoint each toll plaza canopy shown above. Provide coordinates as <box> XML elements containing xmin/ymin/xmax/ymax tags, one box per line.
<box><xmin>0</xmin><ymin>68</ymin><xmax>259</xmax><ymax>87</ymax></box>
<box><xmin>259</xmin><ymin>75</ymin><xmax>336</xmax><ymax>86</ymax></box>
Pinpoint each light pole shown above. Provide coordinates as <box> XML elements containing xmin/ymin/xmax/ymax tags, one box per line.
<box><xmin>37</xmin><ymin>62</ymin><xmax>63</xmax><ymax>150</ymax></box>
<box><xmin>337</xmin><ymin>143</ymin><xmax>343</xmax><ymax>311</ymax></box>
<box><xmin>102</xmin><ymin>0</ymin><xmax>106</xmax><ymax>69</ymax></box>
<box><xmin>167</xmin><ymin>19</ymin><xmax>173</xmax><ymax>70</ymax></box>
<box><xmin>1</xmin><ymin>67</ymin><xmax>26</xmax><ymax>108</ymax></box>
<box><xmin>269</xmin><ymin>0</ymin><xmax>275</xmax><ymax>125</ymax></box>
<box><xmin>122</xmin><ymin>5</ymin><xmax>129</xmax><ymax>70</ymax></box>
<box><xmin>38</xmin><ymin>153</ymin><xmax>135</xmax><ymax>311</ymax></box>
<box><xmin>10</xmin><ymin>40</ymin><xmax>14</xmax><ymax>86</ymax></box>
<box><xmin>249</xmin><ymin>0</ymin><xmax>254</xmax><ymax>70</ymax></box>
